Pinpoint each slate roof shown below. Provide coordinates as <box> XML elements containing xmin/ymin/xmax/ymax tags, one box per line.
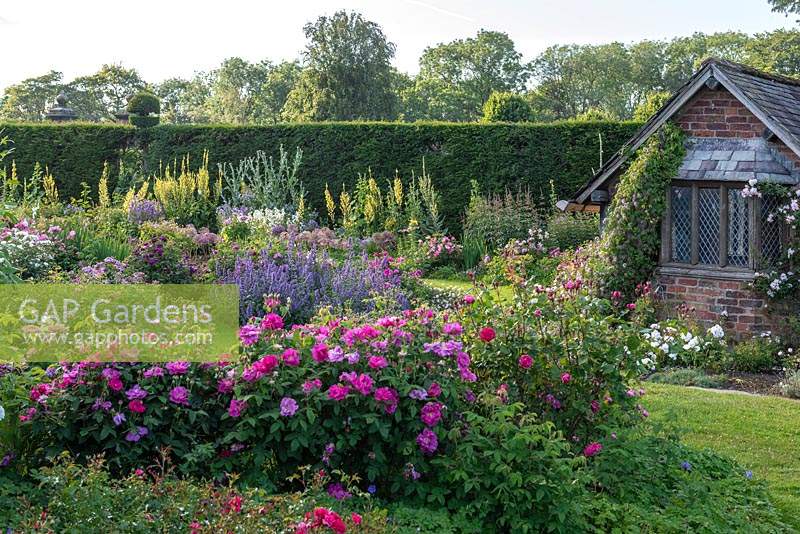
<box><xmin>714</xmin><ymin>60</ymin><xmax>800</xmax><ymax>146</ymax></box>
<box><xmin>568</xmin><ymin>59</ymin><xmax>800</xmax><ymax>208</ymax></box>
<box><xmin>678</xmin><ymin>137</ymin><xmax>799</xmax><ymax>185</ymax></box>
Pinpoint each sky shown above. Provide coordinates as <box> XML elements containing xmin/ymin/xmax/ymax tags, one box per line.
<box><xmin>0</xmin><ymin>0</ymin><xmax>794</xmax><ymax>91</ymax></box>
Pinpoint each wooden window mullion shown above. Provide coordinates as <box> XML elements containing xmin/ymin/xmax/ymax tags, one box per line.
<box><xmin>719</xmin><ymin>184</ymin><xmax>728</xmax><ymax>268</ymax></box>
<box><xmin>750</xmin><ymin>196</ymin><xmax>759</xmax><ymax>270</ymax></box>
<box><xmin>661</xmin><ymin>186</ymin><xmax>671</xmax><ymax>264</ymax></box>
<box><xmin>691</xmin><ymin>184</ymin><xmax>699</xmax><ymax>265</ymax></box>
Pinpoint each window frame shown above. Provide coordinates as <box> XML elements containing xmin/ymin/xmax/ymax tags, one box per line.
<box><xmin>660</xmin><ymin>180</ymin><xmax>786</xmax><ymax>275</ymax></box>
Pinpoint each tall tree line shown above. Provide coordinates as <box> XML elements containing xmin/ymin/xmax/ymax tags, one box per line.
<box><xmin>3</xmin><ymin>10</ymin><xmax>800</xmax><ymax>124</ymax></box>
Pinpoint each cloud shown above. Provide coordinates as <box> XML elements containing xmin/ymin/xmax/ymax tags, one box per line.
<box><xmin>0</xmin><ymin>15</ymin><xmax>15</xmax><ymax>25</ymax></box>
<box><xmin>399</xmin><ymin>0</ymin><xmax>476</xmax><ymax>23</ymax></box>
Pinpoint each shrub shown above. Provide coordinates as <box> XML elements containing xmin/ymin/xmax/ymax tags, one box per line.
<box><xmin>126</xmin><ymin>235</ymin><xmax>195</xmax><ymax>283</ymax></box>
<box><xmin>462</xmin><ymin>180</ymin><xmax>543</xmax><ymax>253</ymax></box>
<box><xmin>0</xmin><ymin>121</ymin><xmax>642</xmax><ymax>232</ymax></box>
<box><xmin>217</xmin><ymin>145</ymin><xmax>305</xmax><ymax>215</ymax></box>
<box><xmin>725</xmin><ymin>336</ymin><xmax>778</xmax><ymax>373</ymax></box>
<box><xmin>14</xmin><ymin>308</ymin><xmax>480</xmax><ymax>494</ymax></box>
<box><xmin>641</xmin><ymin>321</ymin><xmax>727</xmax><ymax>370</ymax></box>
<box><xmin>127</xmin><ymin>92</ymin><xmax>161</xmax><ymax>116</ymax></box>
<box><xmin>129</xmin><ymin>115</ymin><xmax>160</xmax><ymax>128</ymax></box>
<box><xmin>0</xmin><ymin>122</ymin><xmax>132</xmax><ymax>202</ymax></box>
<box><xmin>152</xmin><ymin>154</ymin><xmax>219</xmax><ymax>229</ymax></box>
<box><xmin>598</xmin><ymin>123</ymin><xmax>685</xmax><ymax>298</ymax></box>
<box><xmin>433</xmin><ymin>402</ymin><xmax>586</xmax><ymax>532</ymax></box>
<box><xmin>0</xmin><ymin>220</ymin><xmax>62</xmax><ymax>279</ymax></box>
<box><xmin>141</xmin><ymin>121</ymin><xmax>640</xmax><ymax>232</ymax></box>
<box><xmin>458</xmin><ymin>281</ymin><xmax>650</xmax><ymax>446</ymax></box>
<box><xmin>482</xmin><ymin>91</ymin><xmax>532</xmax><ymax>123</ymax></box>
<box><xmin>545</xmin><ymin>212</ymin><xmax>598</xmax><ymax>250</ymax></box>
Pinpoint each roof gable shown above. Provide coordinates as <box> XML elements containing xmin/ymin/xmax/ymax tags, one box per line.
<box><xmin>571</xmin><ymin>59</ymin><xmax>800</xmax><ymax>206</ymax></box>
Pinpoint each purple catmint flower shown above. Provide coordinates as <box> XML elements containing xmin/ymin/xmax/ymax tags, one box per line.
<box><xmin>217</xmin><ymin>242</ymin><xmax>409</xmax><ymax>325</ymax></box>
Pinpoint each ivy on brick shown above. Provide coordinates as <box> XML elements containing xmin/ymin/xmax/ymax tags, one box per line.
<box><xmin>598</xmin><ymin>122</ymin><xmax>686</xmax><ymax>298</ymax></box>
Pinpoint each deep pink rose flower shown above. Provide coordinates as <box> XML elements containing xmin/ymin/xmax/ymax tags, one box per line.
<box><xmin>128</xmin><ymin>399</ymin><xmax>146</xmax><ymax>413</ymax></box>
<box><xmin>260</xmin><ymin>313</ymin><xmax>284</xmax><ymax>330</ymax></box>
<box><xmin>282</xmin><ymin>348</ymin><xmax>300</xmax><ymax>366</ymax></box>
<box><xmin>583</xmin><ymin>442</ymin><xmax>603</xmax><ymax>457</ymax></box>
<box><xmin>312</xmin><ymin>343</ymin><xmax>329</xmax><ymax>363</ymax></box>
<box><xmin>561</xmin><ymin>372</ymin><xmax>571</xmax><ymax>384</ymax></box>
<box><xmin>479</xmin><ymin>327</ymin><xmax>496</xmax><ymax>342</ymax></box>
<box><xmin>518</xmin><ymin>354</ymin><xmax>533</xmax><ymax>369</ymax></box>
<box><xmin>327</xmin><ymin>384</ymin><xmax>350</xmax><ymax>401</ymax></box>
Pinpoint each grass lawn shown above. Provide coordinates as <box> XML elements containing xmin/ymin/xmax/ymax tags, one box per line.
<box><xmin>645</xmin><ymin>384</ymin><xmax>800</xmax><ymax>529</ymax></box>
<box><xmin>422</xmin><ymin>278</ymin><xmax>514</xmax><ymax>302</ymax></box>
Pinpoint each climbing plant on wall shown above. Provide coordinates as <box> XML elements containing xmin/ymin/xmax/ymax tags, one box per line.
<box><xmin>598</xmin><ymin>122</ymin><xmax>686</xmax><ymax>298</ymax></box>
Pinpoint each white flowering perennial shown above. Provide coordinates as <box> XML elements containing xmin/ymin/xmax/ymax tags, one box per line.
<box><xmin>641</xmin><ymin>321</ymin><xmax>726</xmax><ymax>369</ymax></box>
<box><xmin>0</xmin><ymin>221</ymin><xmax>58</xmax><ymax>279</ymax></box>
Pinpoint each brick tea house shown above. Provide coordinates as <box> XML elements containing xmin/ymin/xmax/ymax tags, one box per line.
<box><xmin>565</xmin><ymin>59</ymin><xmax>800</xmax><ymax>336</ymax></box>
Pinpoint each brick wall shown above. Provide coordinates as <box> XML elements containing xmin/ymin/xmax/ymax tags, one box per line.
<box><xmin>675</xmin><ymin>87</ymin><xmax>764</xmax><ymax>138</ymax></box>
<box><xmin>655</xmin><ymin>271</ymin><xmax>784</xmax><ymax>337</ymax></box>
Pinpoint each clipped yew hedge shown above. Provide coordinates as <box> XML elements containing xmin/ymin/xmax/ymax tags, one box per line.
<box><xmin>0</xmin><ymin>122</ymin><xmax>133</xmax><ymax>202</ymax></box>
<box><xmin>1</xmin><ymin>120</ymin><xmax>641</xmax><ymax>229</ymax></box>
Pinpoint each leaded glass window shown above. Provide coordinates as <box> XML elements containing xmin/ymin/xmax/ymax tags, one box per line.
<box><xmin>663</xmin><ymin>183</ymin><xmax>784</xmax><ymax>271</ymax></box>
<box><xmin>670</xmin><ymin>186</ymin><xmax>691</xmax><ymax>263</ymax></box>
<box><xmin>727</xmin><ymin>189</ymin><xmax>749</xmax><ymax>267</ymax></box>
<box><xmin>698</xmin><ymin>188</ymin><xmax>720</xmax><ymax>265</ymax></box>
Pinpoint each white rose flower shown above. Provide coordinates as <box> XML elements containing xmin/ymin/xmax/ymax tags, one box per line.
<box><xmin>708</xmin><ymin>324</ymin><xmax>725</xmax><ymax>339</ymax></box>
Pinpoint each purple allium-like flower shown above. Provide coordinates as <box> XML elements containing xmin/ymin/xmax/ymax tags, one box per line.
<box><xmin>416</xmin><ymin>428</ymin><xmax>438</xmax><ymax>455</ymax></box>
<box><xmin>681</xmin><ymin>461</ymin><xmax>692</xmax><ymax>472</ymax></box>
<box><xmin>280</xmin><ymin>397</ymin><xmax>299</xmax><ymax>417</ymax></box>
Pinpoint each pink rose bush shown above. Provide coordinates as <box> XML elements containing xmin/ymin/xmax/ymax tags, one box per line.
<box><xmin>14</xmin><ymin>307</ymin><xmax>481</xmax><ymax>490</ymax></box>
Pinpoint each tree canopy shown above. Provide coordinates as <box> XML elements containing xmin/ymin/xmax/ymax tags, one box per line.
<box><xmin>3</xmin><ymin>9</ymin><xmax>800</xmax><ymax>125</ymax></box>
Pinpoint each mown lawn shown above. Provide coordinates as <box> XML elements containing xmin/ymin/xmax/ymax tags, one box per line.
<box><xmin>645</xmin><ymin>384</ymin><xmax>800</xmax><ymax>530</ymax></box>
<box><xmin>422</xmin><ymin>278</ymin><xmax>513</xmax><ymax>302</ymax></box>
